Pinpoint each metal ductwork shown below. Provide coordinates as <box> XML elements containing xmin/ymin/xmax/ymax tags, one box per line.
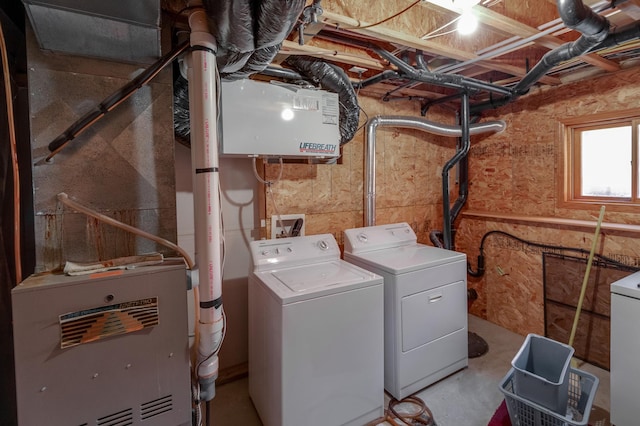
<box><xmin>364</xmin><ymin>116</ymin><xmax>506</xmax><ymax>227</ymax></box>
<box><xmin>21</xmin><ymin>0</ymin><xmax>162</xmax><ymax>63</ymax></box>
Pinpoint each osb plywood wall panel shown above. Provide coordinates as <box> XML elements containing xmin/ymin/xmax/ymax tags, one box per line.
<box><xmin>457</xmin><ymin>65</ymin><xmax>640</xmax><ymax>338</ymax></box>
<box><xmin>27</xmin><ymin>25</ymin><xmax>176</xmax><ymax>272</ymax></box>
<box><xmin>262</xmin><ymin>94</ymin><xmax>472</xmax><ymax>247</ymax></box>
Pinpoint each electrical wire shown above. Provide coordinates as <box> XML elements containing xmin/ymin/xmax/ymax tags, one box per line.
<box><xmin>468</xmin><ymin>229</ymin><xmax>640</xmax><ymax>276</ymax></box>
<box><xmin>252</xmin><ymin>157</ymin><xmax>286</xmax><ymax>237</ymax></box>
<box><xmin>366</xmin><ymin>395</ymin><xmax>436</xmax><ymax>426</ymax></box>
<box><xmin>1</xmin><ymin>19</ymin><xmax>21</xmax><ymax>284</ymax></box>
<box><xmin>341</xmin><ymin>0</ymin><xmax>422</xmax><ymax>30</ymax></box>
<box><xmin>420</xmin><ymin>16</ymin><xmax>461</xmax><ymax>40</ymax></box>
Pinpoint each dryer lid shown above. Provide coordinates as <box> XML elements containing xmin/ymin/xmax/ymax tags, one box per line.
<box><xmin>345</xmin><ymin>244</ymin><xmax>465</xmax><ymax>274</ymax></box>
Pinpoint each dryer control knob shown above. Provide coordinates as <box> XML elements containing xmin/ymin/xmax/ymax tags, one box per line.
<box><xmin>358</xmin><ymin>233</ymin><xmax>368</xmax><ymax>243</ymax></box>
<box><xmin>261</xmin><ymin>250</ymin><xmax>269</xmax><ymax>256</ymax></box>
<box><xmin>317</xmin><ymin>240</ymin><xmax>329</xmax><ymax>250</ymax></box>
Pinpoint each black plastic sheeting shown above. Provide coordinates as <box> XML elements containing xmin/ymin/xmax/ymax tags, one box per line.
<box><xmin>174</xmin><ymin>1</ymin><xmax>361</xmax><ymax>147</ymax></box>
<box><xmin>174</xmin><ymin>0</ymin><xmax>306</xmax><ymax>142</ymax></box>
<box><xmin>284</xmin><ymin>56</ymin><xmax>360</xmax><ymax>145</ymax></box>
<box><xmin>173</xmin><ymin>75</ymin><xmax>191</xmax><ymax>145</ymax></box>
<box><xmin>203</xmin><ymin>0</ymin><xmax>305</xmax><ymax>80</ymax></box>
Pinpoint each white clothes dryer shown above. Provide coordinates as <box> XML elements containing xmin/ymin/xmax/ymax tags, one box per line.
<box><xmin>343</xmin><ymin>222</ymin><xmax>468</xmax><ymax>400</ymax></box>
<box><xmin>248</xmin><ymin>234</ymin><xmax>384</xmax><ymax>426</ymax></box>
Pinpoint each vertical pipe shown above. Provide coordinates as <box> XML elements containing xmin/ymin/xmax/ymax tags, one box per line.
<box><xmin>188</xmin><ymin>4</ymin><xmax>224</xmax><ymax>402</ymax></box>
<box><xmin>365</xmin><ymin>119</ymin><xmax>379</xmax><ymax>226</ymax></box>
<box><xmin>442</xmin><ymin>92</ymin><xmax>470</xmax><ymax>249</ymax></box>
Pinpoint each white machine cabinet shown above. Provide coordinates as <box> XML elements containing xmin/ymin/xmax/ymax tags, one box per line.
<box><xmin>611</xmin><ymin>270</ymin><xmax>640</xmax><ymax>426</ymax></box>
<box><xmin>248</xmin><ymin>234</ymin><xmax>384</xmax><ymax>426</ymax></box>
<box><xmin>344</xmin><ymin>222</ymin><xmax>468</xmax><ymax>400</ymax></box>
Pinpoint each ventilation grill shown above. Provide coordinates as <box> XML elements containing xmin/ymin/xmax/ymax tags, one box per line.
<box><xmin>97</xmin><ymin>408</ymin><xmax>133</xmax><ymax>426</ymax></box>
<box><xmin>141</xmin><ymin>395</ymin><xmax>173</xmax><ymax>420</ymax></box>
<box><xmin>59</xmin><ymin>298</ymin><xmax>159</xmax><ymax>349</ymax></box>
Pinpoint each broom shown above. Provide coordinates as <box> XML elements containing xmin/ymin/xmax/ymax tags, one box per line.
<box><xmin>568</xmin><ymin>205</ymin><xmax>605</xmax><ymax>367</ymax></box>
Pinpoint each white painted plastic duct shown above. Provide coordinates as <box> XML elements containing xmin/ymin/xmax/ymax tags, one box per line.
<box><xmin>364</xmin><ymin>116</ymin><xmax>506</xmax><ymax>226</ymax></box>
<box><xmin>187</xmin><ymin>4</ymin><xmax>224</xmax><ymax>402</ymax></box>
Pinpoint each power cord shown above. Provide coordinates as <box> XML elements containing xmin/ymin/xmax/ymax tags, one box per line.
<box><xmin>467</xmin><ymin>229</ymin><xmax>639</xmax><ymax>277</ymax></box>
<box><xmin>365</xmin><ymin>395</ymin><xmax>437</xmax><ymax>426</ymax></box>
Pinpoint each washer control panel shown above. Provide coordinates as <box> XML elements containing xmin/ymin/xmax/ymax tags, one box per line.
<box><xmin>343</xmin><ymin>222</ymin><xmax>417</xmax><ymax>254</ymax></box>
<box><xmin>250</xmin><ymin>234</ymin><xmax>340</xmax><ymax>271</ymax></box>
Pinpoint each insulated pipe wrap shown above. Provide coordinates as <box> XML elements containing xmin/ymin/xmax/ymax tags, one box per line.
<box><xmin>203</xmin><ymin>0</ymin><xmax>305</xmax><ymax>78</ymax></box>
<box><xmin>174</xmin><ymin>0</ymin><xmax>305</xmax><ymax>142</ymax></box>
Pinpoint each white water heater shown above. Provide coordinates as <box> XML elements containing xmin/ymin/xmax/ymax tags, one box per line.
<box><xmin>220</xmin><ymin>79</ymin><xmax>341</xmax><ymax>159</ymax></box>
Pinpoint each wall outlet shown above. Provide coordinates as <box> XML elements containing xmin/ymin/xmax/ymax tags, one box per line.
<box><xmin>271</xmin><ymin>214</ymin><xmax>305</xmax><ymax>239</ymax></box>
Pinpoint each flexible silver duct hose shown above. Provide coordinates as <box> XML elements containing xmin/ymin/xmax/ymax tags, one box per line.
<box><xmin>364</xmin><ymin>116</ymin><xmax>506</xmax><ymax>226</ymax></box>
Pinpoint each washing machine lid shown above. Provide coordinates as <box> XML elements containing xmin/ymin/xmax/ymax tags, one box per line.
<box><xmin>344</xmin><ymin>244</ymin><xmax>465</xmax><ymax>274</ymax></box>
<box><xmin>611</xmin><ymin>270</ymin><xmax>640</xmax><ymax>299</ymax></box>
<box><xmin>253</xmin><ymin>260</ymin><xmax>382</xmax><ymax>304</ymax></box>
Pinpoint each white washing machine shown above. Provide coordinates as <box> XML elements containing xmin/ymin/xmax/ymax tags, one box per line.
<box><xmin>611</xmin><ymin>270</ymin><xmax>640</xmax><ymax>426</ymax></box>
<box><xmin>248</xmin><ymin>234</ymin><xmax>384</xmax><ymax>426</ymax></box>
<box><xmin>343</xmin><ymin>222</ymin><xmax>468</xmax><ymax>400</ymax></box>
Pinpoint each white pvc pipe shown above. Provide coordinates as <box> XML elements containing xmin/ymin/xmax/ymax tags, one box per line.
<box><xmin>187</xmin><ymin>4</ymin><xmax>224</xmax><ymax>401</ymax></box>
<box><xmin>364</xmin><ymin>116</ymin><xmax>506</xmax><ymax>226</ymax></box>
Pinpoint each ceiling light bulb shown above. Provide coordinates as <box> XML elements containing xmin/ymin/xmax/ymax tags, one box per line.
<box><xmin>457</xmin><ymin>10</ymin><xmax>478</xmax><ymax>35</ymax></box>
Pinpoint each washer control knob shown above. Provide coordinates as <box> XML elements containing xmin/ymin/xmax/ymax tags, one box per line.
<box><xmin>318</xmin><ymin>240</ymin><xmax>329</xmax><ymax>250</ymax></box>
<box><xmin>287</xmin><ymin>247</ymin><xmax>293</xmax><ymax>253</ymax></box>
<box><xmin>261</xmin><ymin>250</ymin><xmax>269</xmax><ymax>256</ymax></box>
<box><xmin>358</xmin><ymin>233</ymin><xmax>368</xmax><ymax>243</ymax></box>
<box><xmin>275</xmin><ymin>248</ymin><xmax>280</xmax><ymax>255</ymax></box>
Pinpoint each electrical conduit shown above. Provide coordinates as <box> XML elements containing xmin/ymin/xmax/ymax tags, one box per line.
<box><xmin>364</xmin><ymin>116</ymin><xmax>505</xmax><ymax>227</ymax></box>
<box><xmin>187</xmin><ymin>3</ymin><xmax>224</xmax><ymax>402</ymax></box>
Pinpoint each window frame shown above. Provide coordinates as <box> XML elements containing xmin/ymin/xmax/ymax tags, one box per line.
<box><xmin>558</xmin><ymin>108</ymin><xmax>640</xmax><ymax>212</ymax></box>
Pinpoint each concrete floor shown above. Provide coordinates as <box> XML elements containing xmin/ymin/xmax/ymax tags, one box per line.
<box><xmin>210</xmin><ymin>315</ymin><xmax>610</xmax><ymax>426</ymax></box>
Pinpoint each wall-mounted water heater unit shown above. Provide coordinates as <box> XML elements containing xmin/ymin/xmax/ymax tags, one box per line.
<box><xmin>220</xmin><ymin>79</ymin><xmax>341</xmax><ymax>159</ymax></box>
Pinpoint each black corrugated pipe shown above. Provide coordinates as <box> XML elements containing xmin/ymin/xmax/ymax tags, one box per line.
<box><xmin>372</xmin><ymin>46</ymin><xmax>514</xmax><ymax>97</ymax></box>
<box><xmin>260</xmin><ymin>66</ymin><xmax>305</xmax><ymax>81</ymax></box>
<box><xmin>587</xmin><ymin>20</ymin><xmax>640</xmax><ymax>52</ymax></box>
<box><xmin>353</xmin><ymin>70</ymin><xmax>400</xmax><ymax>89</ymax></box>
<box><xmin>441</xmin><ymin>92</ymin><xmax>470</xmax><ymax>249</ymax></box>
<box><xmin>319</xmin><ymin>32</ymin><xmax>513</xmax><ymax>97</ymax></box>
<box><xmin>415</xmin><ymin>50</ymin><xmax>428</xmax><ymax>71</ymax></box>
<box><xmin>512</xmin><ymin>0</ymin><xmax>609</xmax><ymax>96</ymax></box>
<box><xmin>284</xmin><ymin>56</ymin><xmax>360</xmax><ymax>144</ymax></box>
<box><xmin>471</xmin><ymin>0</ymin><xmax>611</xmax><ymax>113</ymax></box>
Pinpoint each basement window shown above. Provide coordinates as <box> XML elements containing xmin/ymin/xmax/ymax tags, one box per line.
<box><xmin>559</xmin><ymin>109</ymin><xmax>640</xmax><ymax>211</ymax></box>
